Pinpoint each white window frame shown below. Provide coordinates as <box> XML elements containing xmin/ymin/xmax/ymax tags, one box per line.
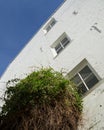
<box><xmin>51</xmin><ymin>32</ymin><xmax>71</xmax><ymax>57</ymax></box>
<box><xmin>67</xmin><ymin>59</ymin><xmax>101</xmax><ymax>95</ymax></box>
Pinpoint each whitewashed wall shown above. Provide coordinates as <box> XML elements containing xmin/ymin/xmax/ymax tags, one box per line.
<box><xmin>0</xmin><ymin>0</ymin><xmax>104</xmax><ymax>129</ymax></box>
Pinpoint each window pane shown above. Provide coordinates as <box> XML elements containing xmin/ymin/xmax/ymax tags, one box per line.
<box><xmin>61</xmin><ymin>37</ymin><xmax>69</xmax><ymax>47</ymax></box>
<box><xmin>80</xmin><ymin>65</ymin><xmax>99</xmax><ymax>89</ymax></box>
<box><xmin>55</xmin><ymin>43</ymin><xmax>63</xmax><ymax>54</ymax></box>
<box><xmin>71</xmin><ymin>74</ymin><xmax>87</xmax><ymax>94</ymax></box>
<box><xmin>46</xmin><ymin>26</ymin><xmax>51</xmax><ymax>32</ymax></box>
<box><xmin>71</xmin><ymin>74</ymin><xmax>81</xmax><ymax>84</ymax></box>
<box><xmin>78</xmin><ymin>83</ymin><xmax>88</xmax><ymax>94</ymax></box>
<box><xmin>85</xmin><ymin>73</ymin><xmax>99</xmax><ymax>89</ymax></box>
<box><xmin>50</xmin><ymin>20</ymin><xmax>56</xmax><ymax>27</ymax></box>
<box><xmin>80</xmin><ymin>66</ymin><xmax>92</xmax><ymax>80</ymax></box>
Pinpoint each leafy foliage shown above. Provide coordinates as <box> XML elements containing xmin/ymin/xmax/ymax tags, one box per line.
<box><xmin>0</xmin><ymin>68</ymin><xmax>83</xmax><ymax>130</ymax></box>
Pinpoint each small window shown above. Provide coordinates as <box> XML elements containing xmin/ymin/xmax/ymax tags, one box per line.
<box><xmin>51</xmin><ymin>33</ymin><xmax>71</xmax><ymax>57</ymax></box>
<box><xmin>67</xmin><ymin>59</ymin><xmax>100</xmax><ymax>95</ymax></box>
<box><xmin>43</xmin><ymin>18</ymin><xmax>56</xmax><ymax>33</ymax></box>
<box><xmin>55</xmin><ymin>37</ymin><xmax>70</xmax><ymax>54</ymax></box>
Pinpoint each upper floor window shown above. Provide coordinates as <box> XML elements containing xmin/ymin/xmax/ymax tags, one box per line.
<box><xmin>43</xmin><ymin>18</ymin><xmax>56</xmax><ymax>33</ymax></box>
<box><xmin>55</xmin><ymin>37</ymin><xmax>70</xmax><ymax>54</ymax></box>
<box><xmin>67</xmin><ymin>59</ymin><xmax>100</xmax><ymax>95</ymax></box>
<box><xmin>51</xmin><ymin>32</ymin><xmax>71</xmax><ymax>57</ymax></box>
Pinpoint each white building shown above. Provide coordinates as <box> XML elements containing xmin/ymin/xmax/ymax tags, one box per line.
<box><xmin>0</xmin><ymin>0</ymin><xmax>104</xmax><ymax>129</ymax></box>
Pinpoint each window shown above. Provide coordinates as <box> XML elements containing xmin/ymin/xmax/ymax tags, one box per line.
<box><xmin>67</xmin><ymin>59</ymin><xmax>100</xmax><ymax>95</ymax></box>
<box><xmin>43</xmin><ymin>18</ymin><xmax>56</xmax><ymax>33</ymax></box>
<box><xmin>55</xmin><ymin>37</ymin><xmax>70</xmax><ymax>54</ymax></box>
<box><xmin>51</xmin><ymin>33</ymin><xmax>71</xmax><ymax>57</ymax></box>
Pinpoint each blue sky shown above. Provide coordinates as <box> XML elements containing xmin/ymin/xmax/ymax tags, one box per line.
<box><xmin>0</xmin><ymin>0</ymin><xmax>64</xmax><ymax>76</ymax></box>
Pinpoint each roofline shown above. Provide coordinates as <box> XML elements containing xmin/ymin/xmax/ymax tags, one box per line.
<box><xmin>0</xmin><ymin>0</ymin><xmax>67</xmax><ymax>78</ymax></box>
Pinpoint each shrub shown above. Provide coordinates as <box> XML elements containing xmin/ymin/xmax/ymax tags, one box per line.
<box><xmin>0</xmin><ymin>68</ymin><xmax>83</xmax><ymax>130</ymax></box>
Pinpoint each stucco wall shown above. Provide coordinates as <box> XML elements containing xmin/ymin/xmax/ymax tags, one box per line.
<box><xmin>78</xmin><ymin>79</ymin><xmax>104</xmax><ymax>130</ymax></box>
